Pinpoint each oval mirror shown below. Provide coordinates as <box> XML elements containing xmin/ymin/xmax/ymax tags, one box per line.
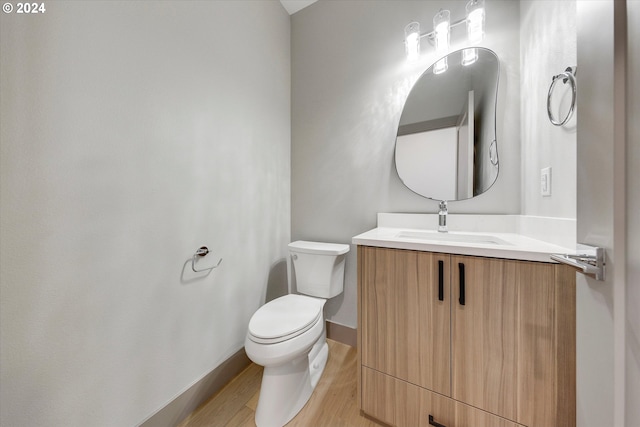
<box><xmin>395</xmin><ymin>48</ymin><xmax>500</xmax><ymax>201</ymax></box>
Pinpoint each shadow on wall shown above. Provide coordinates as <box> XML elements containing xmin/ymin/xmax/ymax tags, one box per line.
<box><xmin>265</xmin><ymin>259</ymin><xmax>288</xmax><ymax>303</ymax></box>
<box><xmin>178</xmin><ymin>257</ymin><xmax>287</xmax><ymax>301</ymax></box>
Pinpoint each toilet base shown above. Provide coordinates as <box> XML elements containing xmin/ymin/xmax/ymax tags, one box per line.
<box><xmin>254</xmin><ymin>337</ymin><xmax>329</xmax><ymax>427</ymax></box>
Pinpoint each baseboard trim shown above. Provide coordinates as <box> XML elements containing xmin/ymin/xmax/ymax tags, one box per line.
<box><xmin>326</xmin><ymin>320</ymin><xmax>357</xmax><ymax>348</ymax></box>
<box><xmin>141</xmin><ymin>323</ymin><xmax>356</xmax><ymax>426</ymax></box>
<box><xmin>140</xmin><ymin>347</ymin><xmax>250</xmax><ymax>427</ymax></box>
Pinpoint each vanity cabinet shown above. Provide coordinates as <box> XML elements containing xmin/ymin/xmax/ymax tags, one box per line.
<box><xmin>357</xmin><ymin>246</ymin><xmax>576</xmax><ymax>427</ymax></box>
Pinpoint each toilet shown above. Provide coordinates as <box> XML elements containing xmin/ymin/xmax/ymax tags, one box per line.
<box><xmin>244</xmin><ymin>240</ymin><xmax>350</xmax><ymax>427</ymax></box>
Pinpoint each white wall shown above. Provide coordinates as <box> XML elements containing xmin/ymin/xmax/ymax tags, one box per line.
<box><xmin>291</xmin><ymin>0</ymin><xmax>521</xmax><ymax>327</ymax></box>
<box><xmin>520</xmin><ymin>0</ymin><xmax>576</xmax><ymax>219</ymax></box>
<box><xmin>0</xmin><ymin>1</ymin><xmax>290</xmax><ymax>426</ymax></box>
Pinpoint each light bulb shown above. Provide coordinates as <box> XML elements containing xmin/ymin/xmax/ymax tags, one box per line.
<box><xmin>466</xmin><ymin>0</ymin><xmax>485</xmax><ymax>44</ymax></box>
<box><xmin>462</xmin><ymin>48</ymin><xmax>478</xmax><ymax>66</ymax></box>
<box><xmin>434</xmin><ymin>57</ymin><xmax>448</xmax><ymax>75</ymax></box>
<box><xmin>405</xmin><ymin>22</ymin><xmax>420</xmax><ymax>61</ymax></box>
<box><xmin>433</xmin><ymin>10</ymin><xmax>450</xmax><ymax>53</ymax></box>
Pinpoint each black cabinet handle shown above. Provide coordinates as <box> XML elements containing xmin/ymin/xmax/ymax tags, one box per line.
<box><xmin>458</xmin><ymin>262</ymin><xmax>465</xmax><ymax>306</ymax></box>
<box><xmin>429</xmin><ymin>414</ymin><xmax>447</xmax><ymax>427</ymax></box>
<box><xmin>438</xmin><ymin>260</ymin><xmax>444</xmax><ymax>301</ymax></box>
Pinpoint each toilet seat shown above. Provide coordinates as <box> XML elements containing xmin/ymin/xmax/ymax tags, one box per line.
<box><xmin>248</xmin><ymin>294</ymin><xmax>324</xmax><ymax>344</ymax></box>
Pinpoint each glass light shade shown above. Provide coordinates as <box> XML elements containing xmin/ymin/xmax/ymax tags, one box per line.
<box><xmin>405</xmin><ymin>22</ymin><xmax>421</xmax><ymax>61</ymax></box>
<box><xmin>466</xmin><ymin>0</ymin><xmax>485</xmax><ymax>44</ymax></box>
<box><xmin>462</xmin><ymin>48</ymin><xmax>478</xmax><ymax>66</ymax></box>
<box><xmin>433</xmin><ymin>9</ymin><xmax>450</xmax><ymax>53</ymax></box>
<box><xmin>433</xmin><ymin>57</ymin><xmax>448</xmax><ymax>75</ymax></box>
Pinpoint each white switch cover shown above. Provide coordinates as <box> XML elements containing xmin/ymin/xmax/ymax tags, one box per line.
<box><xmin>541</xmin><ymin>167</ymin><xmax>552</xmax><ymax>196</ymax></box>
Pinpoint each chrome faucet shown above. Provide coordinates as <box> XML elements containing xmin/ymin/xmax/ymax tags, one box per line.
<box><xmin>438</xmin><ymin>201</ymin><xmax>448</xmax><ymax>233</ymax></box>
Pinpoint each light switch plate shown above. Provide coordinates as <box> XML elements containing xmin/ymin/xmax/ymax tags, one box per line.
<box><xmin>541</xmin><ymin>167</ymin><xmax>552</xmax><ymax>196</ymax></box>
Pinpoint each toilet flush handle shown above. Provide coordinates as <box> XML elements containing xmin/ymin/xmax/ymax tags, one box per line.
<box><xmin>292</xmin><ymin>254</ymin><xmax>298</xmax><ymax>260</ymax></box>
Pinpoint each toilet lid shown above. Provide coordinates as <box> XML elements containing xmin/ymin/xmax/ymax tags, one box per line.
<box><xmin>248</xmin><ymin>294</ymin><xmax>324</xmax><ymax>344</ymax></box>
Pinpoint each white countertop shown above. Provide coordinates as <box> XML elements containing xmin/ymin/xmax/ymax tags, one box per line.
<box><xmin>352</xmin><ymin>227</ymin><xmax>575</xmax><ymax>263</ymax></box>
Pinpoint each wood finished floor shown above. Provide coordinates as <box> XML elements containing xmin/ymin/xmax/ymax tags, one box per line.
<box><xmin>178</xmin><ymin>340</ymin><xmax>383</xmax><ymax>427</ymax></box>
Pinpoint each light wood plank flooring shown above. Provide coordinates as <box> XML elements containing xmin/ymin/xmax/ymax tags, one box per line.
<box><xmin>179</xmin><ymin>340</ymin><xmax>382</xmax><ymax>427</ymax></box>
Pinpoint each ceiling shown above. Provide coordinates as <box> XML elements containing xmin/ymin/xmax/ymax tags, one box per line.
<box><xmin>279</xmin><ymin>0</ymin><xmax>318</xmax><ymax>15</ymax></box>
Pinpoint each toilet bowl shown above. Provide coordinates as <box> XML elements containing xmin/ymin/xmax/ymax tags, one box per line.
<box><xmin>244</xmin><ymin>241</ymin><xmax>349</xmax><ymax>427</ymax></box>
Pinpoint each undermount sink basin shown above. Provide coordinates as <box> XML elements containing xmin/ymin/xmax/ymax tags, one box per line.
<box><xmin>396</xmin><ymin>230</ymin><xmax>512</xmax><ymax>246</ymax></box>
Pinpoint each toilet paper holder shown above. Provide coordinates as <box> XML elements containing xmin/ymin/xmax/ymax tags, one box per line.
<box><xmin>192</xmin><ymin>246</ymin><xmax>222</xmax><ymax>273</ymax></box>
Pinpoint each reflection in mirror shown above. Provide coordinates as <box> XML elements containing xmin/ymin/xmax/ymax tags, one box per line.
<box><xmin>395</xmin><ymin>48</ymin><xmax>499</xmax><ymax>201</ymax></box>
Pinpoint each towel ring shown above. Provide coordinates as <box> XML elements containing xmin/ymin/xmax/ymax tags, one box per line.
<box><xmin>547</xmin><ymin>66</ymin><xmax>577</xmax><ymax>126</ymax></box>
<box><xmin>191</xmin><ymin>246</ymin><xmax>222</xmax><ymax>273</ymax></box>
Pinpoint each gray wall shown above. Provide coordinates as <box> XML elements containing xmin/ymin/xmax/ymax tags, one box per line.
<box><xmin>0</xmin><ymin>1</ymin><xmax>290</xmax><ymax>426</ymax></box>
<box><xmin>291</xmin><ymin>0</ymin><xmax>521</xmax><ymax>327</ymax></box>
<box><xmin>626</xmin><ymin>2</ymin><xmax>640</xmax><ymax>425</ymax></box>
<box><xmin>520</xmin><ymin>0</ymin><xmax>577</xmax><ymax>218</ymax></box>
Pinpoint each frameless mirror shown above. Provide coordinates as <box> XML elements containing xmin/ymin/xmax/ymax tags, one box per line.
<box><xmin>395</xmin><ymin>48</ymin><xmax>500</xmax><ymax>201</ymax></box>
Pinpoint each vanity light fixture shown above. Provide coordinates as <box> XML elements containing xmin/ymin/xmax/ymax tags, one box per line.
<box><xmin>432</xmin><ymin>9</ymin><xmax>450</xmax><ymax>74</ymax></box>
<box><xmin>404</xmin><ymin>21</ymin><xmax>421</xmax><ymax>62</ymax></box>
<box><xmin>461</xmin><ymin>48</ymin><xmax>479</xmax><ymax>66</ymax></box>
<box><xmin>404</xmin><ymin>0</ymin><xmax>486</xmax><ymax>67</ymax></box>
<box><xmin>433</xmin><ymin>9</ymin><xmax>451</xmax><ymax>52</ymax></box>
<box><xmin>462</xmin><ymin>0</ymin><xmax>485</xmax><ymax>66</ymax></box>
<box><xmin>466</xmin><ymin>0</ymin><xmax>485</xmax><ymax>43</ymax></box>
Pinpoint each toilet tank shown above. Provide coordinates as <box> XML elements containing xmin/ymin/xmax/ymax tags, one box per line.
<box><xmin>288</xmin><ymin>241</ymin><xmax>350</xmax><ymax>299</ymax></box>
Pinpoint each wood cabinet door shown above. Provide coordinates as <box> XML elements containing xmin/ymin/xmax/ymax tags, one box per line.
<box><xmin>451</xmin><ymin>255</ymin><xmax>518</xmax><ymax>421</ymax></box>
<box><xmin>359</xmin><ymin>246</ymin><xmax>450</xmax><ymax>395</ymax></box>
<box><xmin>515</xmin><ymin>263</ymin><xmax>576</xmax><ymax>427</ymax></box>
